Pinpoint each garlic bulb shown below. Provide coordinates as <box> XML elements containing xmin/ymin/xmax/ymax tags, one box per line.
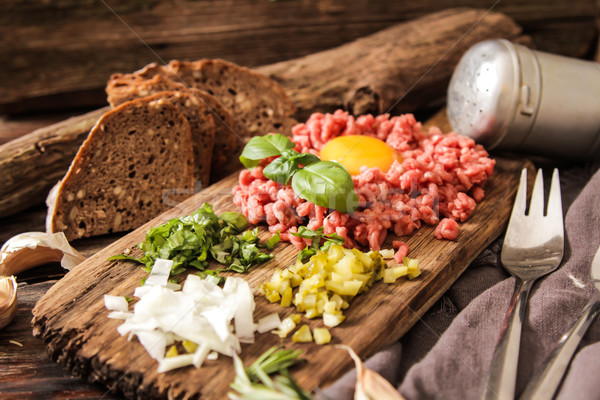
<box><xmin>0</xmin><ymin>276</ymin><xmax>17</xmax><ymax>330</ymax></box>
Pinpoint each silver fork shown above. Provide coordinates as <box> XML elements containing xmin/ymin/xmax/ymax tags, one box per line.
<box><xmin>481</xmin><ymin>168</ymin><xmax>564</xmax><ymax>400</ymax></box>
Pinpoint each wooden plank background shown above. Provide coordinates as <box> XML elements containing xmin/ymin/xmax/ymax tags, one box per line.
<box><xmin>1</xmin><ymin>1</ymin><xmax>598</xmax><ymax>114</ymax></box>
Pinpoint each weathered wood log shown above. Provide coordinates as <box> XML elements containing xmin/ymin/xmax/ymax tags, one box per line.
<box><xmin>0</xmin><ymin>107</ymin><xmax>109</xmax><ymax>218</ymax></box>
<box><xmin>0</xmin><ymin>112</ymin><xmax>77</xmax><ymax>145</ymax></box>
<box><xmin>256</xmin><ymin>8</ymin><xmax>529</xmax><ymax>119</ymax></box>
<box><xmin>1</xmin><ymin>1</ymin><xmax>596</xmax><ymax>114</ymax></box>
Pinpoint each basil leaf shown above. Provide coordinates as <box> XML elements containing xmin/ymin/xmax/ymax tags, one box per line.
<box><xmin>292</xmin><ymin>226</ymin><xmax>346</xmax><ymax>262</ymax></box>
<box><xmin>263</xmin><ymin>150</ymin><xmax>321</xmax><ymax>184</ymax></box>
<box><xmin>263</xmin><ymin>156</ymin><xmax>299</xmax><ymax>185</ymax></box>
<box><xmin>196</xmin><ymin>270</ymin><xmax>225</xmax><ymax>285</ymax></box>
<box><xmin>320</xmin><ymin>233</ymin><xmax>344</xmax><ymax>251</ymax></box>
<box><xmin>293</xmin><ymin>152</ymin><xmax>320</xmax><ymax>166</ymax></box>
<box><xmin>291</xmin><ymin>161</ymin><xmax>359</xmax><ymax>213</ymax></box>
<box><xmin>239</xmin><ymin>134</ymin><xmax>296</xmax><ymax>168</ymax></box>
<box><xmin>280</xmin><ymin>149</ymin><xmax>320</xmax><ymax>167</ymax></box>
<box><xmin>280</xmin><ymin>149</ymin><xmax>300</xmax><ymax>159</ymax></box>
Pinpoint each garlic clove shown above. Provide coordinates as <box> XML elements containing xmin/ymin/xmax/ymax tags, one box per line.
<box><xmin>0</xmin><ymin>276</ymin><xmax>17</xmax><ymax>330</ymax></box>
<box><xmin>337</xmin><ymin>344</ymin><xmax>406</xmax><ymax>400</ymax></box>
<box><xmin>0</xmin><ymin>232</ymin><xmax>86</xmax><ymax>276</ymax></box>
<box><xmin>0</xmin><ymin>247</ymin><xmax>63</xmax><ymax>276</ymax></box>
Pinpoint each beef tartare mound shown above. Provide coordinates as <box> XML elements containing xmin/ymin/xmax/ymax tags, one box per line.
<box><xmin>233</xmin><ymin>110</ymin><xmax>495</xmax><ymax>250</ymax></box>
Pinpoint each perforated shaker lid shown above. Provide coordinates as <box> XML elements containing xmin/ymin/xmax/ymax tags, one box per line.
<box><xmin>447</xmin><ymin>39</ymin><xmax>531</xmax><ymax>150</ymax></box>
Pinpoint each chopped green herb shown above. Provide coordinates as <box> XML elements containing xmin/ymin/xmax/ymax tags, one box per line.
<box><xmin>263</xmin><ymin>231</ymin><xmax>281</xmax><ymax>251</ymax></box>
<box><xmin>292</xmin><ymin>226</ymin><xmax>346</xmax><ymax>263</ymax></box>
<box><xmin>108</xmin><ymin>203</ymin><xmax>273</xmax><ymax>276</ymax></box>
<box><xmin>245</xmin><ymin>346</ymin><xmax>305</xmax><ymax>382</ymax></box>
<box><xmin>242</xmin><ymin>227</ymin><xmax>259</xmax><ymax>244</ymax></box>
<box><xmin>196</xmin><ymin>270</ymin><xmax>225</xmax><ymax>285</ymax></box>
<box><xmin>229</xmin><ymin>346</ymin><xmax>313</xmax><ymax>400</ymax></box>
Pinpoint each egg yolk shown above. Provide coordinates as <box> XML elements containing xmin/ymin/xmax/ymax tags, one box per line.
<box><xmin>319</xmin><ymin>135</ymin><xmax>400</xmax><ymax>175</ymax></box>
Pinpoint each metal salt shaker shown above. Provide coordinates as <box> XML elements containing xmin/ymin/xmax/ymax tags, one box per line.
<box><xmin>447</xmin><ymin>39</ymin><xmax>600</xmax><ymax>160</ymax></box>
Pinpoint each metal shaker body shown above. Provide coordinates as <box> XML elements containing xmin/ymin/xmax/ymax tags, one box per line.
<box><xmin>447</xmin><ymin>39</ymin><xmax>600</xmax><ymax>160</ymax></box>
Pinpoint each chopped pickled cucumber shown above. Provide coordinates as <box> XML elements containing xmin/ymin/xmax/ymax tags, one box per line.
<box><xmin>290</xmin><ymin>313</ymin><xmax>302</xmax><ymax>324</ymax></box>
<box><xmin>313</xmin><ymin>328</ymin><xmax>332</xmax><ymax>345</ymax></box>
<box><xmin>261</xmin><ymin>244</ymin><xmax>420</xmax><ymax>334</ymax></box>
<box><xmin>165</xmin><ymin>344</ymin><xmax>179</xmax><ymax>358</ymax></box>
<box><xmin>292</xmin><ymin>325</ymin><xmax>313</xmax><ymax>343</ymax></box>
<box><xmin>182</xmin><ymin>340</ymin><xmax>198</xmax><ymax>354</ymax></box>
<box><xmin>273</xmin><ymin>316</ymin><xmax>297</xmax><ymax>338</ymax></box>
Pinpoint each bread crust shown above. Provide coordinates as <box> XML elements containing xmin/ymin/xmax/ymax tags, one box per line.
<box><xmin>167</xmin><ymin>59</ymin><xmax>296</xmax><ymax>139</ymax></box>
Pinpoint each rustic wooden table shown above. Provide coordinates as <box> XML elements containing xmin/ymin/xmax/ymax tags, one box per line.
<box><xmin>1</xmin><ymin>3</ymin><xmax>597</xmax><ymax>397</ymax></box>
<box><xmin>0</xmin><ymin>200</ymin><xmax>128</xmax><ymax>398</ymax></box>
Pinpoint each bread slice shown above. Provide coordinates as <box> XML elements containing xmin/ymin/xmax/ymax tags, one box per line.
<box><xmin>106</xmin><ymin>69</ymin><xmax>240</xmax><ymax>182</ymax></box>
<box><xmin>186</xmin><ymin>88</ymin><xmax>241</xmax><ymax>181</ymax></box>
<box><xmin>142</xmin><ymin>91</ymin><xmax>215</xmax><ymax>187</ymax></box>
<box><xmin>167</xmin><ymin>59</ymin><xmax>297</xmax><ymax>139</ymax></box>
<box><xmin>46</xmin><ymin>97</ymin><xmax>194</xmax><ymax>241</ymax></box>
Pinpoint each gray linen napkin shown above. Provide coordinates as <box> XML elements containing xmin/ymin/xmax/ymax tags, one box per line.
<box><xmin>322</xmin><ymin>162</ymin><xmax>600</xmax><ymax>400</ymax></box>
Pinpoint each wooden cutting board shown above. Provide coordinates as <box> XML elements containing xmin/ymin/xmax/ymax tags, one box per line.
<box><xmin>31</xmin><ymin>155</ymin><xmax>531</xmax><ymax>399</ymax></box>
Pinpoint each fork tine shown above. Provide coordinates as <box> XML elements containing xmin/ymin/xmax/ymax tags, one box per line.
<box><xmin>528</xmin><ymin>169</ymin><xmax>545</xmax><ymax>218</ymax></box>
<box><xmin>509</xmin><ymin>168</ymin><xmax>528</xmax><ymax>222</ymax></box>
<box><xmin>546</xmin><ymin>168</ymin><xmax>563</xmax><ymax>221</ymax></box>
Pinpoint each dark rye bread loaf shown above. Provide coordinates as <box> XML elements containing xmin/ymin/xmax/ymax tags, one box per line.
<box><xmin>46</xmin><ymin>98</ymin><xmax>194</xmax><ymax>241</ymax></box>
<box><xmin>167</xmin><ymin>59</ymin><xmax>297</xmax><ymax>139</ymax></box>
<box><xmin>106</xmin><ymin>59</ymin><xmax>297</xmax><ymax>140</ymax></box>
<box><xmin>142</xmin><ymin>91</ymin><xmax>215</xmax><ymax>187</ymax></box>
<box><xmin>106</xmin><ymin>70</ymin><xmax>240</xmax><ymax>182</ymax></box>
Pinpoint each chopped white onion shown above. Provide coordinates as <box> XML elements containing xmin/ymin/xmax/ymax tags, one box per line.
<box><xmin>218</xmin><ymin>278</ymin><xmax>255</xmax><ymax>343</ymax></box>
<box><xmin>107</xmin><ymin>311</ymin><xmax>133</xmax><ymax>320</ymax></box>
<box><xmin>165</xmin><ymin>282</ymin><xmax>182</xmax><ymax>291</ymax></box>
<box><xmin>257</xmin><ymin>313</ymin><xmax>282</xmax><ymax>333</ymax></box>
<box><xmin>378</xmin><ymin>249</ymin><xmax>395</xmax><ymax>259</ymax></box>
<box><xmin>136</xmin><ymin>330</ymin><xmax>171</xmax><ymax>361</ymax></box>
<box><xmin>192</xmin><ymin>343</ymin><xmax>211</xmax><ymax>368</ymax></box>
<box><xmin>144</xmin><ymin>259</ymin><xmax>173</xmax><ymax>287</ymax></box>
<box><xmin>104</xmin><ymin>295</ymin><xmax>129</xmax><ymax>312</ymax></box>
<box><xmin>158</xmin><ymin>354</ymin><xmax>195</xmax><ymax>373</ymax></box>
<box><xmin>106</xmin><ymin>263</ymin><xmax>258</xmax><ymax>373</ymax></box>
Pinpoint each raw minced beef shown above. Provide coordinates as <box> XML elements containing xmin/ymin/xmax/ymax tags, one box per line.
<box><xmin>232</xmin><ymin>110</ymin><xmax>495</xmax><ymax>251</ymax></box>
